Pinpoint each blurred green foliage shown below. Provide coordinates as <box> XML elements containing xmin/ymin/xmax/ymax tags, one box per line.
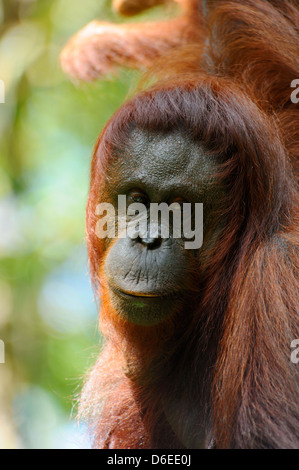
<box><xmin>0</xmin><ymin>0</ymin><xmax>157</xmax><ymax>448</ymax></box>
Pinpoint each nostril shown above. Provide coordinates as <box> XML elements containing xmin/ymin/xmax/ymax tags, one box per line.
<box><xmin>138</xmin><ymin>235</ymin><xmax>162</xmax><ymax>249</ymax></box>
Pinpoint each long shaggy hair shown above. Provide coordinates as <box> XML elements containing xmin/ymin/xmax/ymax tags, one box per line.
<box><xmin>76</xmin><ymin>0</ymin><xmax>299</xmax><ymax>448</ymax></box>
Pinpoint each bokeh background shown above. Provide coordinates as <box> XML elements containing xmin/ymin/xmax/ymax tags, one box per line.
<box><xmin>0</xmin><ymin>0</ymin><xmax>169</xmax><ymax>449</ymax></box>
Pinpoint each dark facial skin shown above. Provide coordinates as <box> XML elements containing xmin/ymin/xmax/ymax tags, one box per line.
<box><xmin>100</xmin><ymin>128</ymin><xmax>224</xmax><ymax>326</ymax></box>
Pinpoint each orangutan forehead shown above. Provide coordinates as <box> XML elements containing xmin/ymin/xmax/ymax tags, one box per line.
<box><xmin>108</xmin><ymin>127</ymin><xmax>222</xmax><ymax>189</ymax></box>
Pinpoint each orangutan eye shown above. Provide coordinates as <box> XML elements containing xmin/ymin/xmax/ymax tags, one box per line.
<box><xmin>128</xmin><ymin>190</ymin><xmax>149</xmax><ymax>206</ymax></box>
<box><xmin>170</xmin><ymin>196</ymin><xmax>188</xmax><ymax>206</ymax></box>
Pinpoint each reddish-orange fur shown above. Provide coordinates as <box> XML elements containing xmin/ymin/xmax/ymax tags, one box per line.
<box><xmin>60</xmin><ymin>0</ymin><xmax>202</xmax><ymax>80</ymax></box>
<box><xmin>68</xmin><ymin>0</ymin><xmax>299</xmax><ymax>448</ymax></box>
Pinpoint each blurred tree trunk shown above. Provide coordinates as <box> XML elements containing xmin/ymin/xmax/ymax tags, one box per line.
<box><xmin>2</xmin><ymin>0</ymin><xmax>20</xmax><ymax>30</ymax></box>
